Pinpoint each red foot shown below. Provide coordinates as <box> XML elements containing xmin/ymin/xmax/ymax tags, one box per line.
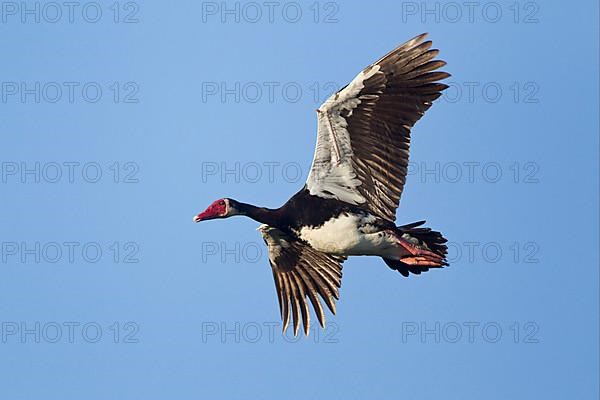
<box><xmin>401</xmin><ymin>256</ymin><xmax>443</xmax><ymax>267</ymax></box>
<box><xmin>397</xmin><ymin>236</ymin><xmax>445</xmax><ymax>265</ymax></box>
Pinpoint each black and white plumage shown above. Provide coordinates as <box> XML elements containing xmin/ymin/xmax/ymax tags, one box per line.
<box><xmin>194</xmin><ymin>33</ymin><xmax>450</xmax><ymax>336</ymax></box>
<box><xmin>307</xmin><ymin>32</ymin><xmax>448</xmax><ymax>221</ymax></box>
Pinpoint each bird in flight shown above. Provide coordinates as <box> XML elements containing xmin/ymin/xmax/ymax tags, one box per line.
<box><xmin>195</xmin><ymin>33</ymin><xmax>450</xmax><ymax>336</ymax></box>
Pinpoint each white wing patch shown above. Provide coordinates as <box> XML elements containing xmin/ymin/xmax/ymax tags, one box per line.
<box><xmin>306</xmin><ymin>65</ymin><xmax>381</xmax><ymax>205</ymax></box>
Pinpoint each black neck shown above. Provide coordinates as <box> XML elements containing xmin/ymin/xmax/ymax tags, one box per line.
<box><xmin>236</xmin><ymin>202</ymin><xmax>280</xmax><ymax>227</ymax></box>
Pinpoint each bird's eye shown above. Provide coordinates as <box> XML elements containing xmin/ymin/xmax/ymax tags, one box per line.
<box><xmin>219</xmin><ymin>200</ymin><xmax>225</xmax><ymax>205</ymax></box>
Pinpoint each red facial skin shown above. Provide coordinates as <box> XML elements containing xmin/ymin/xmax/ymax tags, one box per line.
<box><xmin>194</xmin><ymin>199</ymin><xmax>227</xmax><ymax>222</ymax></box>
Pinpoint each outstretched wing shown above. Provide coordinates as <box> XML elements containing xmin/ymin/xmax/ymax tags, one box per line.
<box><xmin>258</xmin><ymin>225</ymin><xmax>345</xmax><ymax>336</ymax></box>
<box><xmin>306</xmin><ymin>33</ymin><xmax>450</xmax><ymax>221</ymax></box>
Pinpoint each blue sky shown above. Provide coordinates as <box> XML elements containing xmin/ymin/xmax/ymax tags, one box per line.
<box><xmin>0</xmin><ymin>1</ymin><xmax>598</xmax><ymax>399</ymax></box>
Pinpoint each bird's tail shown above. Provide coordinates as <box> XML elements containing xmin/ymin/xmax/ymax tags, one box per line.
<box><xmin>382</xmin><ymin>221</ymin><xmax>448</xmax><ymax>277</ymax></box>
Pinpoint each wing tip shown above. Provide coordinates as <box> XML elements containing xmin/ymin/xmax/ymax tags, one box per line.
<box><xmin>413</xmin><ymin>32</ymin><xmax>429</xmax><ymax>42</ymax></box>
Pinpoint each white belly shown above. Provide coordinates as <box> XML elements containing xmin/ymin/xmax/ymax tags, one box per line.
<box><xmin>298</xmin><ymin>213</ymin><xmax>400</xmax><ymax>257</ymax></box>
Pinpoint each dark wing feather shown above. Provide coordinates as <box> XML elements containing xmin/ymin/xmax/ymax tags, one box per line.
<box><xmin>259</xmin><ymin>225</ymin><xmax>345</xmax><ymax>336</ymax></box>
<box><xmin>306</xmin><ymin>33</ymin><xmax>449</xmax><ymax>221</ymax></box>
